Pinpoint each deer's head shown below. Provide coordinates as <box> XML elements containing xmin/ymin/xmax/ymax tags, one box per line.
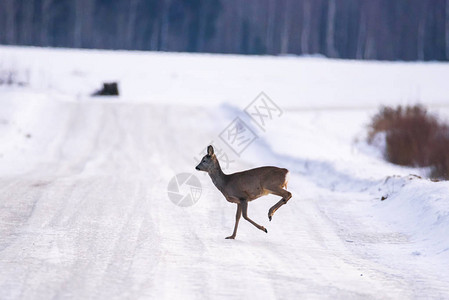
<box><xmin>195</xmin><ymin>145</ymin><xmax>217</xmax><ymax>172</ymax></box>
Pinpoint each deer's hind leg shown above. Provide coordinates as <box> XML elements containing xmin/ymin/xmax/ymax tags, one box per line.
<box><xmin>241</xmin><ymin>200</ymin><xmax>268</xmax><ymax>234</ymax></box>
<box><xmin>266</xmin><ymin>187</ymin><xmax>292</xmax><ymax>221</ymax></box>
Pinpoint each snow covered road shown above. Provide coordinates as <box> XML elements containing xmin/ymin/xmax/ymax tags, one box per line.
<box><xmin>0</xmin><ymin>96</ymin><xmax>448</xmax><ymax>299</ymax></box>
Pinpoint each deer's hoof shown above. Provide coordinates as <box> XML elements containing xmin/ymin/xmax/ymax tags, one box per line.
<box><xmin>225</xmin><ymin>236</ymin><xmax>235</xmax><ymax>239</ymax></box>
<box><xmin>263</xmin><ymin>228</ymin><xmax>268</xmax><ymax>233</ymax></box>
<box><xmin>268</xmin><ymin>216</ymin><xmax>272</xmax><ymax>222</ymax></box>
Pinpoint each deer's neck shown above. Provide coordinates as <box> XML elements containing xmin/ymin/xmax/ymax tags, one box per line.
<box><xmin>208</xmin><ymin>162</ymin><xmax>227</xmax><ymax>192</ymax></box>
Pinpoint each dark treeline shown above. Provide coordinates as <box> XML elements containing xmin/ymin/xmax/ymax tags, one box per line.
<box><xmin>1</xmin><ymin>0</ymin><xmax>449</xmax><ymax>61</ymax></box>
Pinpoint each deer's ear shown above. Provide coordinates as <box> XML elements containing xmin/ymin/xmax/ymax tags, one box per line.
<box><xmin>207</xmin><ymin>145</ymin><xmax>214</xmax><ymax>156</ymax></box>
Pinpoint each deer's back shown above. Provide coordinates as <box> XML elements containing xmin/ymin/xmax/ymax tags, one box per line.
<box><xmin>225</xmin><ymin>166</ymin><xmax>289</xmax><ymax>201</ymax></box>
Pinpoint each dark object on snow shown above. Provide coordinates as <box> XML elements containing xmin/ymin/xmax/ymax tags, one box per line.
<box><xmin>381</xmin><ymin>195</ymin><xmax>388</xmax><ymax>201</ymax></box>
<box><xmin>92</xmin><ymin>82</ymin><xmax>119</xmax><ymax>96</ymax></box>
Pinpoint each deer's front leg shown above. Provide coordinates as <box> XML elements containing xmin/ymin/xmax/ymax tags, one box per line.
<box><xmin>241</xmin><ymin>200</ymin><xmax>268</xmax><ymax>234</ymax></box>
<box><xmin>226</xmin><ymin>204</ymin><xmax>242</xmax><ymax>239</ymax></box>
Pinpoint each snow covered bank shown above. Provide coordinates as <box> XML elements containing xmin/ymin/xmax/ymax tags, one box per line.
<box><xmin>374</xmin><ymin>175</ymin><xmax>449</xmax><ymax>258</ymax></box>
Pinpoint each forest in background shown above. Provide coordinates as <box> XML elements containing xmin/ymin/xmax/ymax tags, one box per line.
<box><xmin>1</xmin><ymin>0</ymin><xmax>449</xmax><ymax>61</ymax></box>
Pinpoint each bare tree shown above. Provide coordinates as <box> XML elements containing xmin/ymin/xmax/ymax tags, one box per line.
<box><xmin>4</xmin><ymin>0</ymin><xmax>16</xmax><ymax>44</ymax></box>
<box><xmin>417</xmin><ymin>7</ymin><xmax>427</xmax><ymax>60</ymax></box>
<box><xmin>21</xmin><ymin>0</ymin><xmax>35</xmax><ymax>45</ymax></box>
<box><xmin>40</xmin><ymin>0</ymin><xmax>53</xmax><ymax>46</ymax></box>
<box><xmin>446</xmin><ymin>0</ymin><xmax>449</xmax><ymax>59</ymax></box>
<box><xmin>356</xmin><ymin>9</ymin><xmax>366</xmax><ymax>59</ymax></box>
<box><xmin>126</xmin><ymin>0</ymin><xmax>139</xmax><ymax>49</ymax></box>
<box><xmin>326</xmin><ymin>0</ymin><xmax>338</xmax><ymax>57</ymax></box>
<box><xmin>234</xmin><ymin>1</ymin><xmax>244</xmax><ymax>53</ymax></box>
<box><xmin>265</xmin><ymin>0</ymin><xmax>276</xmax><ymax>54</ymax></box>
<box><xmin>74</xmin><ymin>0</ymin><xmax>85</xmax><ymax>47</ymax></box>
<box><xmin>197</xmin><ymin>1</ymin><xmax>207</xmax><ymax>52</ymax></box>
<box><xmin>280</xmin><ymin>0</ymin><xmax>292</xmax><ymax>54</ymax></box>
<box><xmin>159</xmin><ymin>0</ymin><xmax>171</xmax><ymax>51</ymax></box>
<box><xmin>301</xmin><ymin>0</ymin><xmax>312</xmax><ymax>54</ymax></box>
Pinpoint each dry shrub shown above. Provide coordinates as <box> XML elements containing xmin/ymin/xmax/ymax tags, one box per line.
<box><xmin>429</xmin><ymin>132</ymin><xmax>449</xmax><ymax>179</ymax></box>
<box><xmin>368</xmin><ymin>105</ymin><xmax>449</xmax><ymax>179</ymax></box>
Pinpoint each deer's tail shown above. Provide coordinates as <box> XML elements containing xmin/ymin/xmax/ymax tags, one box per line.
<box><xmin>283</xmin><ymin>170</ymin><xmax>289</xmax><ymax>189</ymax></box>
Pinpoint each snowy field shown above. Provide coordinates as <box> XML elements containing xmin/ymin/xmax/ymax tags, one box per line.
<box><xmin>0</xmin><ymin>45</ymin><xmax>449</xmax><ymax>299</ymax></box>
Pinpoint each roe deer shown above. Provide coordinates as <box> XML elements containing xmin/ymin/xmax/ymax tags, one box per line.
<box><xmin>195</xmin><ymin>145</ymin><xmax>292</xmax><ymax>239</ymax></box>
